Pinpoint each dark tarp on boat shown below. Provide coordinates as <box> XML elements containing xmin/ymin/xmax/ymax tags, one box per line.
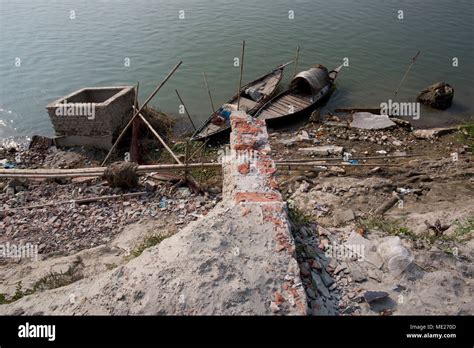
<box><xmin>290</xmin><ymin>65</ymin><xmax>330</xmax><ymax>95</ymax></box>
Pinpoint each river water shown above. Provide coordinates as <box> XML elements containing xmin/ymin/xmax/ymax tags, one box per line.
<box><xmin>1</xmin><ymin>0</ymin><xmax>473</xmax><ymax>145</ymax></box>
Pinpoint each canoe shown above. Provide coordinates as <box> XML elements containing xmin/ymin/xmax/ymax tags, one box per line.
<box><xmin>254</xmin><ymin>64</ymin><xmax>343</xmax><ymax>125</ymax></box>
<box><xmin>191</xmin><ymin>61</ymin><xmax>292</xmax><ymax>141</ymax></box>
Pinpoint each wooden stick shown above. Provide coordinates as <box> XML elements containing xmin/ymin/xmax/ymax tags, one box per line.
<box><xmin>198</xmin><ymin>137</ymin><xmax>207</xmax><ymax>185</ymax></box>
<box><xmin>0</xmin><ymin>192</ymin><xmax>147</xmax><ymax>212</ymax></box>
<box><xmin>175</xmin><ymin>89</ymin><xmax>196</xmax><ymax>131</ymax></box>
<box><xmin>184</xmin><ymin>141</ymin><xmax>189</xmax><ymax>182</ymax></box>
<box><xmin>277</xmin><ymin>60</ymin><xmax>295</xmax><ymax>70</ymax></box>
<box><xmin>294</xmin><ymin>45</ymin><xmax>300</xmax><ymax>77</ymax></box>
<box><xmin>101</xmin><ymin>61</ymin><xmax>182</xmax><ymax>165</ymax></box>
<box><xmin>277</xmin><ymin>154</ymin><xmax>423</xmax><ymax>163</ymax></box>
<box><xmin>335</xmin><ymin>107</ymin><xmax>381</xmax><ymax>113</ymax></box>
<box><xmin>134</xmin><ymin>107</ymin><xmax>182</xmax><ymax>165</ymax></box>
<box><xmin>202</xmin><ymin>72</ymin><xmax>215</xmax><ymax>113</ymax></box>
<box><xmin>130</xmin><ymin>82</ymin><xmax>141</xmax><ymax>163</ymax></box>
<box><xmin>188</xmin><ymin>139</ymin><xmax>208</xmax><ymax>162</ymax></box>
<box><xmin>374</xmin><ymin>194</ymin><xmax>402</xmax><ymax>215</ymax></box>
<box><xmin>134</xmin><ymin>81</ymin><xmax>139</xmax><ymax>109</ymax></box>
<box><xmin>236</xmin><ymin>40</ymin><xmax>246</xmax><ymax>110</ymax></box>
<box><xmin>277</xmin><ymin>163</ymin><xmax>400</xmax><ymax>168</ymax></box>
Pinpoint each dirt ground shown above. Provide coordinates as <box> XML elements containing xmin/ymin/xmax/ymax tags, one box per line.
<box><xmin>0</xmin><ymin>115</ymin><xmax>472</xmax><ymax>315</ymax></box>
<box><xmin>269</xmin><ymin>118</ymin><xmax>473</xmax><ymax>315</ymax></box>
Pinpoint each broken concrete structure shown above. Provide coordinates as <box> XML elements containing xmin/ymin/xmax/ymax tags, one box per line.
<box><xmin>0</xmin><ymin>111</ymin><xmax>307</xmax><ymax>315</ymax></box>
<box><xmin>47</xmin><ymin>86</ymin><xmax>135</xmax><ymax>149</ymax></box>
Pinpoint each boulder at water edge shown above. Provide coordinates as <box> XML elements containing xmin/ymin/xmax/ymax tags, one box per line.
<box><xmin>417</xmin><ymin>82</ymin><xmax>454</xmax><ymax>110</ymax></box>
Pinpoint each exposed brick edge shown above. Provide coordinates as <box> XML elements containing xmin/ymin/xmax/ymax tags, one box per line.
<box><xmin>222</xmin><ymin>111</ymin><xmax>307</xmax><ymax>315</ymax></box>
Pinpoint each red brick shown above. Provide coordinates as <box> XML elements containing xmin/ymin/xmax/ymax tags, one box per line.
<box><xmin>234</xmin><ymin>192</ymin><xmax>281</xmax><ymax>203</ymax></box>
<box><xmin>237</xmin><ymin>162</ymin><xmax>250</xmax><ymax>175</ymax></box>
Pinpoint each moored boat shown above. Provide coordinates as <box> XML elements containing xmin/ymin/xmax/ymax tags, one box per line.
<box><xmin>191</xmin><ymin>61</ymin><xmax>293</xmax><ymax>141</ymax></box>
<box><xmin>254</xmin><ymin>64</ymin><xmax>343</xmax><ymax>125</ymax></box>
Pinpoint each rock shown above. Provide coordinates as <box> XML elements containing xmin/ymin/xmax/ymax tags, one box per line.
<box><xmin>363</xmin><ymin>291</ymin><xmax>389</xmax><ymax>303</ymax></box>
<box><xmin>279</xmin><ymin>138</ymin><xmax>296</xmax><ymax>147</ymax></box>
<box><xmin>208</xmin><ymin>187</ymin><xmax>221</xmax><ymax>195</ymax></box>
<box><xmin>311</xmin><ymin>271</ymin><xmax>331</xmax><ymax>298</ymax></box>
<box><xmin>392</xmin><ymin>140</ymin><xmax>403</xmax><ymax>147</ymax></box>
<box><xmin>350</xmin><ymin>112</ymin><xmax>396</xmax><ymax>130</ymax></box>
<box><xmin>298</xmin><ymin>145</ymin><xmax>344</xmax><ymax>156</ymax></box>
<box><xmin>6</xmin><ymin>178</ymin><xmax>28</xmax><ymax>192</ymax></box>
<box><xmin>320</xmin><ymin>268</ymin><xmax>335</xmax><ymax>287</ymax></box>
<box><xmin>306</xmin><ymin>287</ymin><xmax>317</xmax><ymax>299</ymax></box>
<box><xmin>370</xmin><ymin>167</ymin><xmax>382</xmax><ymax>174</ymax></box>
<box><xmin>349</xmin><ymin>264</ymin><xmax>367</xmax><ymax>283</ymax></box>
<box><xmin>329</xmin><ymin>166</ymin><xmax>346</xmax><ymax>174</ymax></box>
<box><xmin>390</xmin><ymin>117</ymin><xmax>412</xmax><ymax>130</ymax></box>
<box><xmin>413</xmin><ymin>127</ymin><xmax>457</xmax><ymax>139</ymax></box>
<box><xmin>417</xmin><ymin>82</ymin><xmax>454</xmax><ymax>109</ymax></box>
<box><xmin>270</xmin><ymin>301</ymin><xmax>280</xmax><ymax>313</ymax></box>
<box><xmin>5</xmin><ymin>187</ymin><xmax>15</xmax><ymax>197</ymax></box>
<box><xmin>392</xmin><ymin>151</ymin><xmax>407</xmax><ymax>157</ymax></box>
<box><xmin>44</xmin><ymin>150</ymin><xmax>86</xmax><ymax>169</ymax></box>
<box><xmin>368</xmin><ymin>269</ymin><xmax>383</xmax><ymax>282</ymax></box>
<box><xmin>333</xmin><ymin>209</ymin><xmax>355</xmax><ymax>225</ymax></box>
<box><xmin>176</xmin><ymin>187</ymin><xmax>192</xmax><ymax>199</ymax></box>
<box><xmin>309</xmin><ymin>109</ymin><xmax>321</xmax><ymax>123</ymax></box>
<box><xmin>297</xmin><ymin>131</ymin><xmax>310</xmax><ymax>141</ymax></box>
<box><xmin>29</xmin><ymin>135</ymin><xmax>54</xmax><ymax>150</ymax></box>
<box><xmin>334</xmin><ymin>263</ymin><xmax>347</xmax><ymax>275</ymax></box>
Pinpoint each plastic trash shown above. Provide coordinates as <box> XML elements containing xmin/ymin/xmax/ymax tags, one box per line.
<box><xmin>2</xmin><ymin>161</ymin><xmax>16</xmax><ymax>169</ymax></box>
<box><xmin>159</xmin><ymin>197</ymin><xmax>168</xmax><ymax>209</ymax></box>
<box><xmin>377</xmin><ymin>236</ymin><xmax>413</xmax><ymax>276</ymax></box>
<box><xmin>396</xmin><ymin>187</ymin><xmax>411</xmax><ymax>195</ymax></box>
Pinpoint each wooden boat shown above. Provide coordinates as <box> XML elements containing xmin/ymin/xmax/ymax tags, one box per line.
<box><xmin>254</xmin><ymin>64</ymin><xmax>343</xmax><ymax>125</ymax></box>
<box><xmin>191</xmin><ymin>61</ymin><xmax>292</xmax><ymax>141</ymax></box>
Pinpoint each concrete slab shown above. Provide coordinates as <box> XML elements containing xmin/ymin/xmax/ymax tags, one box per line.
<box><xmin>350</xmin><ymin>112</ymin><xmax>396</xmax><ymax>130</ymax></box>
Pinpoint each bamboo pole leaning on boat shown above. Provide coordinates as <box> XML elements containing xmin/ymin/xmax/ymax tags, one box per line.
<box><xmin>293</xmin><ymin>45</ymin><xmax>300</xmax><ymax>77</ymax></box>
<box><xmin>202</xmin><ymin>72</ymin><xmax>215</xmax><ymax>113</ymax></box>
<box><xmin>175</xmin><ymin>89</ymin><xmax>197</xmax><ymax>131</ymax></box>
<box><xmin>236</xmin><ymin>40</ymin><xmax>246</xmax><ymax>110</ymax></box>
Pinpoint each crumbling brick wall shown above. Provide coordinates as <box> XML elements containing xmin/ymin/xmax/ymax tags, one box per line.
<box><xmin>222</xmin><ymin>111</ymin><xmax>308</xmax><ymax>314</ymax></box>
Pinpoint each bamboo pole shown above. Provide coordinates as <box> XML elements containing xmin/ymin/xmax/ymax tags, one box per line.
<box><xmin>236</xmin><ymin>40</ymin><xmax>246</xmax><ymax>110</ymax></box>
<box><xmin>0</xmin><ymin>161</ymin><xmax>405</xmax><ymax>179</ymax></box>
<box><xmin>101</xmin><ymin>61</ymin><xmax>182</xmax><ymax>165</ymax></box>
<box><xmin>175</xmin><ymin>89</ymin><xmax>196</xmax><ymax>131</ymax></box>
<box><xmin>277</xmin><ymin>60</ymin><xmax>295</xmax><ymax>70</ymax></box>
<box><xmin>394</xmin><ymin>51</ymin><xmax>421</xmax><ymax>96</ymax></box>
<box><xmin>276</xmin><ymin>154</ymin><xmax>424</xmax><ymax>163</ymax></box>
<box><xmin>134</xmin><ymin>81</ymin><xmax>139</xmax><ymax>108</ymax></box>
<box><xmin>184</xmin><ymin>141</ymin><xmax>189</xmax><ymax>182</ymax></box>
<box><xmin>134</xmin><ymin>107</ymin><xmax>182</xmax><ymax>165</ymax></box>
<box><xmin>294</xmin><ymin>45</ymin><xmax>300</xmax><ymax>77</ymax></box>
<box><xmin>202</xmin><ymin>72</ymin><xmax>215</xmax><ymax>113</ymax></box>
<box><xmin>130</xmin><ymin>81</ymin><xmax>141</xmax><ymax>163</ymax></box>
